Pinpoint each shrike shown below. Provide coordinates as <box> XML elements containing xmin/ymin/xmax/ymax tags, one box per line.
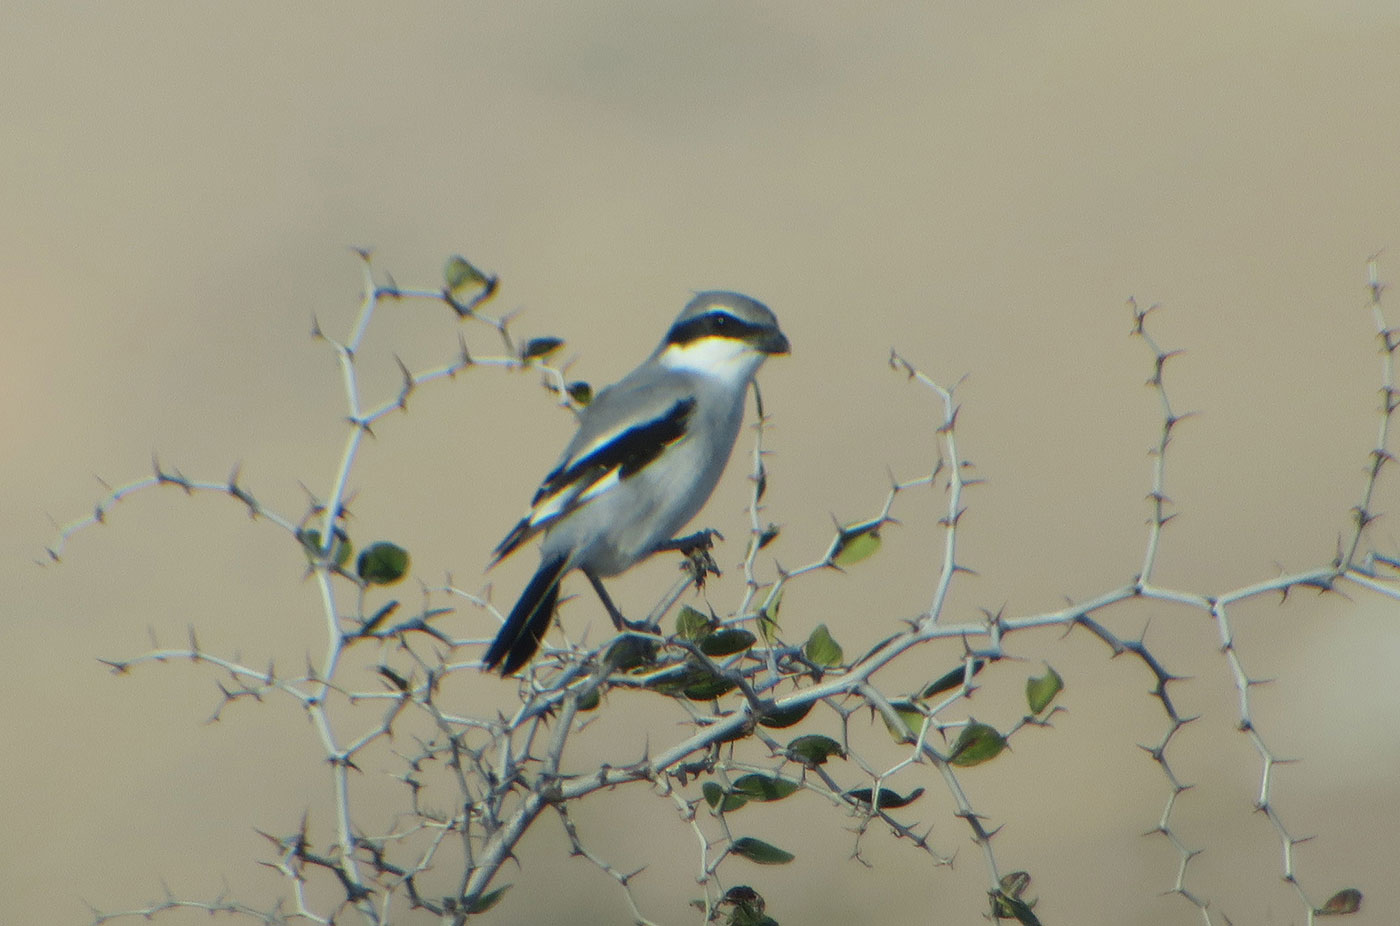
<box><xmin>483</xmin><ymin>292</ymin><xmax>789</xmax><ymax>675</ymax></box>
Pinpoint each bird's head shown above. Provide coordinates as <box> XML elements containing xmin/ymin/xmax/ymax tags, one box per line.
<box><xmin>657</xmin><ymin>291</ymin><xmax>790</xmax><ymax>378</ymax></box>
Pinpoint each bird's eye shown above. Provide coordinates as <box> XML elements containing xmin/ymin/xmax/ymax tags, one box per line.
<box><xmin>712</xmin><ymin>314</ymin><xmax>730</xmax><ymax>329</ymax></box>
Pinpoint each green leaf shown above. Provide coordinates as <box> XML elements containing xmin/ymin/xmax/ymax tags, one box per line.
<box><xmin>716</xmin><ymin>886</ymin><xmax>772</xmax><ymax>926</ymax></box>
<box><xmin>920</xmin><ymin>659</ymin><xmax>987</xmax><ymax>699</ymax></box>
<box><xmin>1000</xmin><ymin>870</ymin><xmax>1032</xmax><ymax>898</ymax></box>
<box><xmin>298</xmin><ymin>527</ymin><xmax>353</xmax><ymax>569</ymax></box>
<box><xmin>732</xmin><ymin>775</ymin><xmax>799</xmax><ymax>802</ymax></box>
<box><xmin>757</xmin><ymin>700</ymin><xmax>812</xmax><ymax>729</ymax></box>
<box><xmin>992</xmin><ymin>895</ymin><xmax>1040</xmax><ymax>925</ymax></box>
<box><xmin>676</xmin><ymin>604</ymin><xmax>712</xmax><ymax>641</ymax></box>
<box><xmin>701</xmin><ymin>628</ymin><xmax>756</xmax><ymax>657</ymax></box>
<box><xmin>830</xmin><ymin>519</ymin><xmax>882</xmax><ymax>567</ymax></box>
<box><xmin>757</xmin><ymin>523</ymin><xmax>780</xmax><ymax>549</ymax></box>
<box><xmin>702</xmin><ymin>781</ymin><xmax>749</xmax><ymax>812</ymax></box>
<box><xmin>659</xmin><ymin>662</ymin><xmax>738</xmax><ymax>700</ymax></box>
<box><xmin>443</xmin><ymin>254</ymin><xmax>489</xmax><ymax>294</ymax></box>
<box><xmin>741</xmin><ymin>915</ymin><xmax>778</xmax><ymax>926</ymax></box>
<box><xmin>880</xmin><ymin>700</ymin><xmax>925</xmax><ymax>742</ymax></box>
<box><xmin>605</xmin><ymin>636</ymin><xmax>658</xmax><ymax>671</ymax></box>
<box><xmin>1316</xmin><ymin>888</ymin><xmax>1363</xmax><ymax>915</ymax></box>
<box><xmin>685</xmin><ymin>676</ymin><xmax>738</xmax><ymax>701</ymax></box>
<box><xmin>356</xmin><ymin>541</ymin><xmax>410</xmax><ymax>585</ymax></box>
<box><xmin>948</xmin><ymin>721</ymin><xmax>1006</xmax><ymax>767</ymax></box>
<box><xmin>576</xmin><ymin>687</ymin><xmax>601</xmax><ymax>711</ymax></box>
<box><xmin>521</xmin><ymin>336</ymin><xmax>564</xmax><ymax>361</ymax></box>
<box><xmin>756</xmin><ymin>589</ymin><xmax>782</xmax><ymax>644</ymax></box>
<box><xmin>730</xmin><ymin>837</ymin><xmax>794</xmax><ymax>865</ymax></box>
<box><xmin>565</xmin><ymin>380</ymin><xmax>593</xmax><ymax>406</ymax></box>
<box><xmin>462</xmin><ymin>885</ymin><xmax>510</xmax><ymax>914</ymax></box>
<box><xmin>1025</xmin><ymin>665</ymin><xmax>1064</xmax><ymax>714</ymax></box>
<box><xmin>804</xmin><ymin>623</ymin><xmax>843</xmax><ymax>668</ymax></box>
<box><xmin>845</xmin><ymin>786</ymin><xmax>925</xmax><ymax>810</ymax></box>
<box><xmin>992</xmin><ymin>873</ymin><xmax>1039</xmax><ymax>924</ymax></box>
<box><xmin>786</xmin><ymin>734</ymin><xmax>845</xmax><ymax>767</ymax></box>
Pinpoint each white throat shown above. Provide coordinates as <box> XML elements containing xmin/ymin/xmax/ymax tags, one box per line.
<box><xmin>657</xmin><ymin>336</ymin><xmax>766</xmax><ymax>384</ymax></box>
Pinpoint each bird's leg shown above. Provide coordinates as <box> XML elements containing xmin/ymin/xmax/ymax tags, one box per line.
<box><xmin>653</xmin><ymin>528</ymin><xmax>722</xmax><ymax>556</ymax></box>
<box><xmin>655</xmin><ymin>528</ymin><xmax>723</xmax><ymax>591</ymax></box>
<box><xmin>583</xmin><ymin>570</ymin><xmax>653</xmax><ymax>632</ymax></box>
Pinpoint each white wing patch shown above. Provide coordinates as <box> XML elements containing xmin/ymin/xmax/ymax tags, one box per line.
<box><xmin>491</xmin><ymin>395</ymin><xmax>696</xmax><ymax>564</ymax></box>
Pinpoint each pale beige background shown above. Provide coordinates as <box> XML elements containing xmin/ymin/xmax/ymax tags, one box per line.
<box><xmin>5</xmin><ymin>3</ymin><xmax>1400</xmax><ymax>924</ymax></box>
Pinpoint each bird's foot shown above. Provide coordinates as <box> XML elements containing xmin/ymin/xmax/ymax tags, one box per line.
<box><xmin>664</xmin><ymin>528</ymin><xmax>722</xmax><ymax>591</ymax></box>
<box><xmin>659</xmin><ymin>528</ymin><xmax>723</xmax><ymax>557</ymax></box>
<box><xmin>585</xmin><ymin>570</ymin><xmax>662</xmax><ymax>633</ymax></box>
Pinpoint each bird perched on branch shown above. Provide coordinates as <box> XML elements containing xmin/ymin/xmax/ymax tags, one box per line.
<box><xmin>483</xmin><ymin>292</ymin><xmax>790</xmax><ymax>675</ymax></box>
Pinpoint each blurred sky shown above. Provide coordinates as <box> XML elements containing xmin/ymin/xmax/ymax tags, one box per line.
<box><xmin>5</xmin><ymin>3</ymin><xmax>1400</xmax><ymax>924</ymax></box>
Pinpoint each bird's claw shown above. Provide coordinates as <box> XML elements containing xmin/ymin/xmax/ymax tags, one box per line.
<box><xmin>667</xmin><ymin>528</ymin><xmax>723</xmax><ymax>557</ymax></box>
<box><xmin>676</xmin><ymin>530</ymin><xmax>722</xmax><ymax>590</ymax></box>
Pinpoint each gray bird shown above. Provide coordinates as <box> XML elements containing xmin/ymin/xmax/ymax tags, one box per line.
<box><xmin>484</xmin><ymin>292</ymin><xmax>790</xmax><ymax>674</ymax></box>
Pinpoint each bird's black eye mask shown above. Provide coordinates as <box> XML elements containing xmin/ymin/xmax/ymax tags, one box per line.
<box><xmin>665</xmin><ymin>311</ymin><xmax>768</xmax><ymax>347</ymax></box>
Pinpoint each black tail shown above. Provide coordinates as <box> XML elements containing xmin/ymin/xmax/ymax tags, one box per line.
<box><xmin>483</xmin><ymin>555</ymin><xmax>568</xmax><ymax>675</ymax></box>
